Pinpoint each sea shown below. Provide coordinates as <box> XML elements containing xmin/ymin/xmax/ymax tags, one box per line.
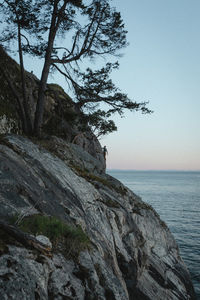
<box><xmin>107</xmin><ymin>170</ymin><xmax>200</xmax><ymax>299</ymax></box>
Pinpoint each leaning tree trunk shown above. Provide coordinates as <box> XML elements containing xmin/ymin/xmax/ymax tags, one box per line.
<box><xmin>33</xmin><ymin>59</ymin><xmax>51</xmax><ymax>137</ymax></box>
<box><xmin>17</xmin><ymin>23</ymin><xmax>33</xmax><ymax>135</ymax></box>
<box><xmin>33</xmin><ymin>2</ymin><xmax>60</xmax><ymax>137</ymax></box>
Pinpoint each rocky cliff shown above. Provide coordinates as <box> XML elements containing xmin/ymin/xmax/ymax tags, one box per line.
<box><xmin>0</xmin><ymin>46</ymin><xmax>196</xmax><ymax>299</ymax></box>
<box><xmin>0</xmin><ymin>45</ymin><xmax>105</xmax><ymax>170</ymax></box>
<box><xmin>0</xmin><ymin>134</ymin><xmax>196</xmax><ymax>300</ymax></box>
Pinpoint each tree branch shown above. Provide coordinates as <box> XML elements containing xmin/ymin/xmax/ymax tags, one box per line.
<box><xmin>20</xmin><ymin>33</ymin><xmax>30</xmax><ymax>47</ymax></box>
<box><xmin>51</xmin><ymin>4</ymin><xmax>106</xmax><ymax>64</ymax></box>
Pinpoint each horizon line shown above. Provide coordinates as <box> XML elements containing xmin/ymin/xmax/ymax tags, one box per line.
<box><xmin>107</xmin><ymin>169</ymin><xmax>200</xmax><ymax>172</ymax></box>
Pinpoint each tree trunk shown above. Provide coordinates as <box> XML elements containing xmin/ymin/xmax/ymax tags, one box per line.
<box><xmin>0</xmin><ymin>67</ymin><xmax>27</xmax><ymax>133</ymax></box>
<box><xmin>33</xmin><ymin>58</ymin><xmax>51</xmax><ymax>136</ymax></box>
<box><xmin>17</xmin><ymin>23</ymin><xmax>33</xmax><ymax>135</ymax></box>
<box><xmin>33</xmin><ymin>2</ymin><xmax>59</xmax><ymax>137</ymax></box>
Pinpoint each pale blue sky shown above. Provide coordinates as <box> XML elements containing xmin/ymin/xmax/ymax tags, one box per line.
<box><xmin>102</xmin><ymin>0</ymin><xmax>200</xmax><ymax>170</ymax></box>
<box><xmin>3</xmin><ymin>0</ymin><xmax>200</xmax><ymax>170</ymax></box>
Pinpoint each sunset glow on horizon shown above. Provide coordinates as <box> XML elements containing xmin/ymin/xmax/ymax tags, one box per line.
<box><xmin>102</xmin><ymin>0</ymin><xmax>200</xmax><ymax>171</ymax></box>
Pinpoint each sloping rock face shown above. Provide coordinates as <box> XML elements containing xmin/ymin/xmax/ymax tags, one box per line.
<box><xmin>0</xmin><ymin>134</ymin><xmax>196</xmax><ymax>300</ymax></box>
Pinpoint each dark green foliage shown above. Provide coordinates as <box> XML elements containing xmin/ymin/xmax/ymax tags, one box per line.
<box><xmin>12</xmin><ymin>215</ymin><xmax>65</xmax><ymax>239</ymax></box>
<box><xmin>80</xmin><ymin>109</ymin><xmax>117</xmax><ymax>137</ymax></box>
<box><xmin>0</xmin><ymin>0</ymin><xmax>152</xmax><ymax>137</ymax></box>
<box><xmin>72</xmin><ymin>62</ymin><xmax>152</xmax><ymax>136</ymax></box>
<box><xmin>74</xmin><ymin>62</ymin><xmax>152</xmax><ymax>115</ymax></box>
<box><xmin>10</xmin><ymin>214</ymin><xmax>90</xmax><ymax>257</ymax></box>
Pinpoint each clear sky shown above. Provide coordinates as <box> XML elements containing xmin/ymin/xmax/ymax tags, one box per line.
<box><xmin>102</xmin><ymin>0</ymin><xmax>200</xmax><ymax>170</ymax></box>
<box><xmin>3</xmin><ymin>0</ymin><xmax>199</xmax><ymax>170</ymax></box>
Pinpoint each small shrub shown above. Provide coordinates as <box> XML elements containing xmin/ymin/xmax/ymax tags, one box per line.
<box><xmin>10</xmin><ymin>214</ymin><xmax>90</xmax><ymax>257</ymax></box>
<box><xmin>15</xmin><ymin>215</ymin><xmax>66</xmax><ymax>240</ymax></box>
<box><xmin>62</xmin><ymin>225</ymin><xmax>91</xmax><ymax>259</ymax></box>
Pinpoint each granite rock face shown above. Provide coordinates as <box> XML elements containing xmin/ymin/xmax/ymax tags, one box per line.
<box><xmin>0</xmin><ymin>134</ymin><xmax>196</xmax><ymax>300</ymax></box>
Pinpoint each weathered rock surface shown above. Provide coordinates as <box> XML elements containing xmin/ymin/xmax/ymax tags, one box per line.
<box><xmin>0</xmin><ymin>134</ymin><xmax>196</xmax><ymax>299</ymax></box>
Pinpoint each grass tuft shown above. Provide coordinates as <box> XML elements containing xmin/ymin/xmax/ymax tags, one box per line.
<box><xmin>10</xmin><ymin>214</ymin><xmax>90</xmax><ymax>258</ymax></box>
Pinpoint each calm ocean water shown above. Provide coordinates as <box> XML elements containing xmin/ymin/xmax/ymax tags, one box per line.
<box><xmin>107</xmin><ymin>170</ymin><xmax>200</xmax><ymax>298</ymax></box>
